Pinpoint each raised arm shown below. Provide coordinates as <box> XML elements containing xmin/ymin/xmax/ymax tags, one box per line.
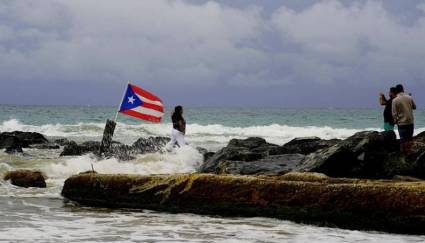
<box><xmin>412</xmin><ymin>99</ymin><xmax>417</xmax><ymax>110</ymax></box>
<box><xmin>379</xmin><ymin>93</ymin><xmax>387</xmax><ymax>106</ymax></box>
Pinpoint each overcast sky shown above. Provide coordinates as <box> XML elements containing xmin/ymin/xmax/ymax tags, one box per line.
<box><xmin>0</xmin><ymin>0</ymin><xmax>424</xmax><ymax>107</ymax></box>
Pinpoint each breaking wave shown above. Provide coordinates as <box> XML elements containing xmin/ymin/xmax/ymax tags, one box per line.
<box><xmin>0</xmin><ymin>119</ymin><xmax>388</xmax><ymax>145</ymax></box>
<box><xmin>43</xmin><ymin>146</ymin><xmax>203</xmax><ymax>179</ymax></box>
<box><xmin>2</xmin><ymin>119</ymin><xmax>425</xmax><ymax>150</ymax></box>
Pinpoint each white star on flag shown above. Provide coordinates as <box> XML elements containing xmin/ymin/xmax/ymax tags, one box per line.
<box><xmin>128</xmin><ymin>96</ymin><xmax>135</xmax><ymax>104</ymax></box>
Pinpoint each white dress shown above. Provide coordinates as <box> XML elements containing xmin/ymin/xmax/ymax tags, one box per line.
<box><xmin>169</xmin><ymin>128</ymin><xmax>187</xmax><ymax>148</ymax></box>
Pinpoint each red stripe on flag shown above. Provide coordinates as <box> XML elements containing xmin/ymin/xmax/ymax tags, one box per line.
<box><xmin>120</xmin><ymin>109</ymin><xmax>162</xmax><ymax>123</ymax></box>
<box><xmin>130</xmin><ymin>84</ymin><xmax>162</xmax><ymax>102</ymax></box>
<box><xmin>141</xmin><ymin>102</ymin><xmax>164</xmax><ymax>112</ymax></box>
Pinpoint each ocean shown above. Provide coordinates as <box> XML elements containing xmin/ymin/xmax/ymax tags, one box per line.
<box><xmin>1</xmin><ymin>104</ymin><xmax>425</xmax><ymax>242</ymax></box>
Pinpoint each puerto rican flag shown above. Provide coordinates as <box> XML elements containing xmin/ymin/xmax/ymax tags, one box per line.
<box><xmin>119</xmin><ymin>83</ymin><xmax>164</xmax><ymax>122</ymax></box>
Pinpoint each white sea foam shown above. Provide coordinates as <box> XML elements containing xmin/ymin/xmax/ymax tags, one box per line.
<box><xmin>43</xmin><ymin>146</ymin><xmax>203</xmax><ymax>179</ymax></box>
<box><xmin>2</xmin><ymin>118</ymin><xmax>413</xmax><ymax>148</ymax></box>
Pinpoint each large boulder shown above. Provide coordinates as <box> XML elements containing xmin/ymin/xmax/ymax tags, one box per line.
<box><xmin>217</xmin><ymin>154</ymin><xmax>306</xmax><ymax>176</ymax></box>
<box><xmin>4</xmin><ymin>170</ymin><xmax>47</xmax><ymax>188</ymax></box>
<box><xmin>299</xmin><ymin>131</ymin><xmax>402</xmax><ymax>178</ymax></box>
<box><xmin>200</xmin><ymin>137</ymin><xmax>274</xmax><ymax>173</ymax></box>
<box><xmin>62</xmin><ymin>173</ymin><xmax>425</xmax><ymax>235</ymax></box>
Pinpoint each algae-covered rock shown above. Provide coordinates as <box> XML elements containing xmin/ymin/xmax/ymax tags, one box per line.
<box><xmin>62</xmin><ymin>172</ymin><xmax>425</xmax><ymax>234</ymax></box>
<box><xmin>4</xmin><ymin>170</ymin><xmax>47</xmax><ymax>188</ymax></box>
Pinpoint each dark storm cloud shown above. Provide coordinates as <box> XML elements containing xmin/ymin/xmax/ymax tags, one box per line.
<box><xmin>0</xmin><ymin>0</ymin><xmax>424</xmax><ymax>107</ymax></box>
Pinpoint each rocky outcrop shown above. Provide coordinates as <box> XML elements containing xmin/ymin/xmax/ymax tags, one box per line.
<box><xmin>200</xmin><ymin>137</ymin><xmax>338</xmax><ymax>174</ymax></box>
<box><xmin>62</xmin><ymin>172</ymin><xmax>425</xmax><ymax>235</ymax></box>
<box><xmin>200</xmin><ymin>131</ymin><xmax>425</xmax><ymax>179</ymax></box>
<box><xmin>299</xmin><ymin>131</ymin><xmax>403</xmax><ymax>178</ymax></box>
<box><xmin>4</xmin><ymin>170</ymin><xmax>47</xmax><ymax>188</ymax></box>
<box><xmin>59</xmin><ymin>137</ymin><xmax>171</xmax><ymax>159</ymax></box>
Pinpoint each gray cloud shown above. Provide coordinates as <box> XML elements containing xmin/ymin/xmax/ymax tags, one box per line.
<box><xmin>0</xmin><ymin>0</ymin><xmax>424</xmax><ymax>106</ymax></box>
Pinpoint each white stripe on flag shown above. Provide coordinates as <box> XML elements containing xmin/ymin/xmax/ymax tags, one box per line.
<box><xmin>135</xmin><ymin>94</ymin><xmax>163</xmax><ymax>106</ymax></box>
<box><xmin>132</xmin><ymin>106</ymin><xmax>164</xmax><ymax>118</ymax></box>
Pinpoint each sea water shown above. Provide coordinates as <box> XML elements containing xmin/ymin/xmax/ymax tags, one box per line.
<box><xmin>0</xmin><ymin>105</ymin><xmax>424</xmax><ymax>242</ymax></box>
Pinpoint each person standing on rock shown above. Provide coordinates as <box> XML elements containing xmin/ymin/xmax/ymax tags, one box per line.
<box><xmin>379</xmin><ymin>87</ymin><xmax>397</xmax><ymax>131</ymax></box>
<box><xmin>392</xmin><ymin>84</ymin><xmax>416</xmax><ymax>154</ymax></box>
<box><xmin>167</xmin><ymin>106</ymin><xmax>187</xmax><ymax>149</ymax></box>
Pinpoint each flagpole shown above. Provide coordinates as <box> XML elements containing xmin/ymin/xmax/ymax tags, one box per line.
<box><xmin>114</xmin><ymin>81</ymin><xmax>130</xmax><ymax>123</ymax></box>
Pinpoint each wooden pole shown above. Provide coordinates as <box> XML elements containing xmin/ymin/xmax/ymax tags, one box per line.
<box><xmin>98</xmin><ymin>81</ymin><xmax>129</xmax><ymax>156</ymax></box>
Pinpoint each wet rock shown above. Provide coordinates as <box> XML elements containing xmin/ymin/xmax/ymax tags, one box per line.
<box><xmin>196</xmin><ymin>147</ymin><xmax>214</xmax><ymax>162</ymax></box>
<box><xmin>132</xmin><ymin>136</ymin><xmax>170</xmax><ymax>153</ymax></box>
<box><xmin>0</xmin><ymin>134</ymin><xmax>28</xmax><ymax>149</ymax></box>
<box><xmin>0</xmin><ymin>131</ymin><xmax>48</xmax><ymax>148</ymax></box>
<box><xmin>200</xmin><ymin>137</ymin><xmax>274</xmax><ymax>173</ymax></box>
<box><xmin>104</xmin><ymin>143</ymin><xmax>135</xmax><ymax>161</ymax></box>
<box><xmin>4</xmin><ymin>170</ymin><xmax>46</xmax><ymax>188</ymax></box>
<box><xmin>412</xmin><ymin>152</ymin><xmax>425</xmax><ymax>178</ymax></box>
<box><xmin>299</xmin><ymin>131</ymin><xmax>402</xmax><ymax>178</ymax></box>
<box><xmin>227</xmin><ymin>137</ymin><xmax>274</xmax><ymax>149</ymax></box>
<box><xmin>5</xmin><ymin>145</ymin><xmax>23</xmax><ymax>154</ymax></box>
<box><xmin>60</xmin><ymin>141</ymin><xmax>100</xmax><ymax>156</ymax></box>
<box><xmin>217</xmin><ymin>154</ymin><xmax>306</xmax><ymax>176</ymax></box>
<box><xmin>62</xmin><ymin>173</ymin><xmax>425</xmax><ymax>235</ymax></box>
<box><xmin>60</xmin><ymin>141</ymin><xmax>82</xmax><ymax>156</ymax></box>
<box><xmin>203</xmin><ymin>152</ymin><xmax>215</xmax><ymax>162</ymax></box>
<box><xmin>269</xmin><ymin>137</ymin><xmax>340</xmax><ymax>155</ymax></box>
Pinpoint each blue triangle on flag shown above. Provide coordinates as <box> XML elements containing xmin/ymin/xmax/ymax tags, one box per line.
<box><xmin>119</xmin><ymin>85</ymin><xmax>143</xmax><ymax>111</ymax></box>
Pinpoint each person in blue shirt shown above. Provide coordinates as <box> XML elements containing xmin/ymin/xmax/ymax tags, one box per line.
<box><xmin>379</xmin><ymin>87</ymin><xmax>397</xmax><ymax>131</ymax></box>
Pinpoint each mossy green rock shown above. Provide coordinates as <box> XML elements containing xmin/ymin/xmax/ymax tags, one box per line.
<box><xmin>62</xmin><ymin>172</ymin><xmax>425</xmax><ymax>234</ymax></box>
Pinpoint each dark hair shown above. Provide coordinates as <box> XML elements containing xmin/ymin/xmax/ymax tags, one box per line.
<box><xmin>390</xmin><ymin>87</ymin><xmax>397</xmax><ymax>94</ymax></box>
<box><xmin>395</xmin><ymin>84</ymin><xmax>404</xmax><ymax>93</ymax></box>
<box><xmin>172</xmin><ymin>106</ymin><xmax>183</xmax><ymax>118</ymax></box>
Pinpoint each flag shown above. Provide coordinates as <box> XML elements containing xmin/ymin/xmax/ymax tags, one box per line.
<box><xmin>119</xmin><ymin>83</ymin><xmax>164</xmax><ymax>122</ymax></box>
